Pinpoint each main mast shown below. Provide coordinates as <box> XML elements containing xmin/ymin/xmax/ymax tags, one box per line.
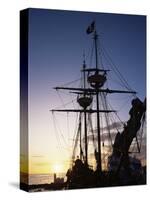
<box><xmin>86</xmin><ymin>23</ymin><xmax>107</xmax><ymax>171</ymax></box>
<box><xmin>94</xmin><ymin>29</ymin><xmax>102</xmax><ymax>171</ymax></box>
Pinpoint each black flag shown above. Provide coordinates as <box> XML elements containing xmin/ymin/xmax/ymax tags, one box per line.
<box><xmin>86</xmin><ymin>21</ymin><xmax>95</xmax><ymax>34</ymax></box>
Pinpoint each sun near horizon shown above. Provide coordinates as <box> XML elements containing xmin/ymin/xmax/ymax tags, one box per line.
<box><xmin>20</xmin><ymin>153</ymin><xmax>70</xmax><ymax>175</ymax></box>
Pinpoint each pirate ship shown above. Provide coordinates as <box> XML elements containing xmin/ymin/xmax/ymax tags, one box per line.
<box><xmin>51</xmin><ymin>21</ymin><xmax>146</xmax><ymax>189</ymax></box>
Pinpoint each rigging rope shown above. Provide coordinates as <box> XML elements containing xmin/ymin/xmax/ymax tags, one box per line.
<box><xmin>60</xmin><ymin>78</ymin><xmax>81</xmax><ymax>87</ymax></box>
<box><xmin>72</xmin><ymin>113</ymin><xmax>82</xmax><ymax>161</ymax></box>
<box><xmin>108</xmin><ymin>101</ymin><xmax>125</xmax><ymax>126</ymax></box>
<box><xmin>52</xmin><ymin>112</ymin><xmax>68</xmax><ymax>149</ymax></box>
<box><xmin>56</xmin><ymin>90</ymin><xmax>66</xmax><ymax>108</ymax></box>
<box><xmin>139</xmin><ymin>114</ymin><xmax>146</xmax><ymax>151</ymax></box>
<box><xmin>54</xmin><ymin>98</ymin><xmax>77</xmax><ymax>110</ymax></box>
<box><xmin>97</xmin><ymin>39</ymin><xmax>105</xmax><ymax>70</ymax></box>
<box><xmin>67</xmin><ymin>113</ymin><xmax>70</xmax><ymax>146</ymax></box>
<box><xmin>52</xmin><ymin>113</ymin><xmax>64</xmax><ymax>151</ymax></box>
<box><xmin>89</xmin><ymin>40</ymin><xmax>94</xmax><ymax>68</ymax></box>
<box><xmin>88</xmin><ymin>113</ymin><xmax>97</xmax><ymax>150</ymax></box>
<box><xmin>101</xmin><ymin>42</ymin><xmax>136</xmax><ymax>97</ymax></box>
<box><xmin>100</xmin><ymin>93</ymin><xmax>113</xmax><ymax>148</ymax></box>
<box><xmin>117</xmin><ymin>95</ymin><xmax>133</xmax><ymax>112</ymax></box>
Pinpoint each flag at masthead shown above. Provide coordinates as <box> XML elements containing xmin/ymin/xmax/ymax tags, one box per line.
<box><xmin>86</xmin><ymin>21</ymin><xmax>95</xmax><ymax>34</ymax></box>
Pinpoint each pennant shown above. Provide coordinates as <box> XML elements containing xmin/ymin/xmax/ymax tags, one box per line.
<box><xmin>86</xmin><ymin>21</ymin><xmax>95</xmax><ymax>34</ymax></box>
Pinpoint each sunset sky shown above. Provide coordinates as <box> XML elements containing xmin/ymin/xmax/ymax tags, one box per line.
<box><xmin>20</xmin><ymin>9</ymin><xmax>146</xmax><ymax>175</ymax></box>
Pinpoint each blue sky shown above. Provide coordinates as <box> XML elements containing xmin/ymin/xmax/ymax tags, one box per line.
<box><xmin>27</xmin><ymin>8</ymin><xmax>146</xmax><ymax>174</ymax></box>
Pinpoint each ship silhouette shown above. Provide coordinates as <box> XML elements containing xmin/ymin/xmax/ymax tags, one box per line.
<box><xmin>51</xmin><ymin>21</ymin><xmax>146</xmax><ymax>189</ymax></box>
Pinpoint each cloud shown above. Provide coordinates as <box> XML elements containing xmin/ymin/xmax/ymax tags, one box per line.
<box><xmin>32</xmin><ymin>155</ymin><xmax>45</xmax><ymax>158</ymax></box>
<box><xmin>34</xmin><ymin>162</ymin><xmax>50</xmax><ymax>166</ymax></box>
<box><xmin>92</xmin><ymin>121</ymin><xmax>124</xmax><ymax>133</ymax></box>
<box><xmin>86</xmin><ymin>121</ymin><xmax>124</xmax><ymax>142</ymax></box>
<box><xmin>102</xmin><ymin>121</ymin><xmax>123</xmax><ymax>131</ymax></box>
<box><xmin>87</xmin><ymin>131</ymin><xmax>117</xmax><ymax>142</ymax></box>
